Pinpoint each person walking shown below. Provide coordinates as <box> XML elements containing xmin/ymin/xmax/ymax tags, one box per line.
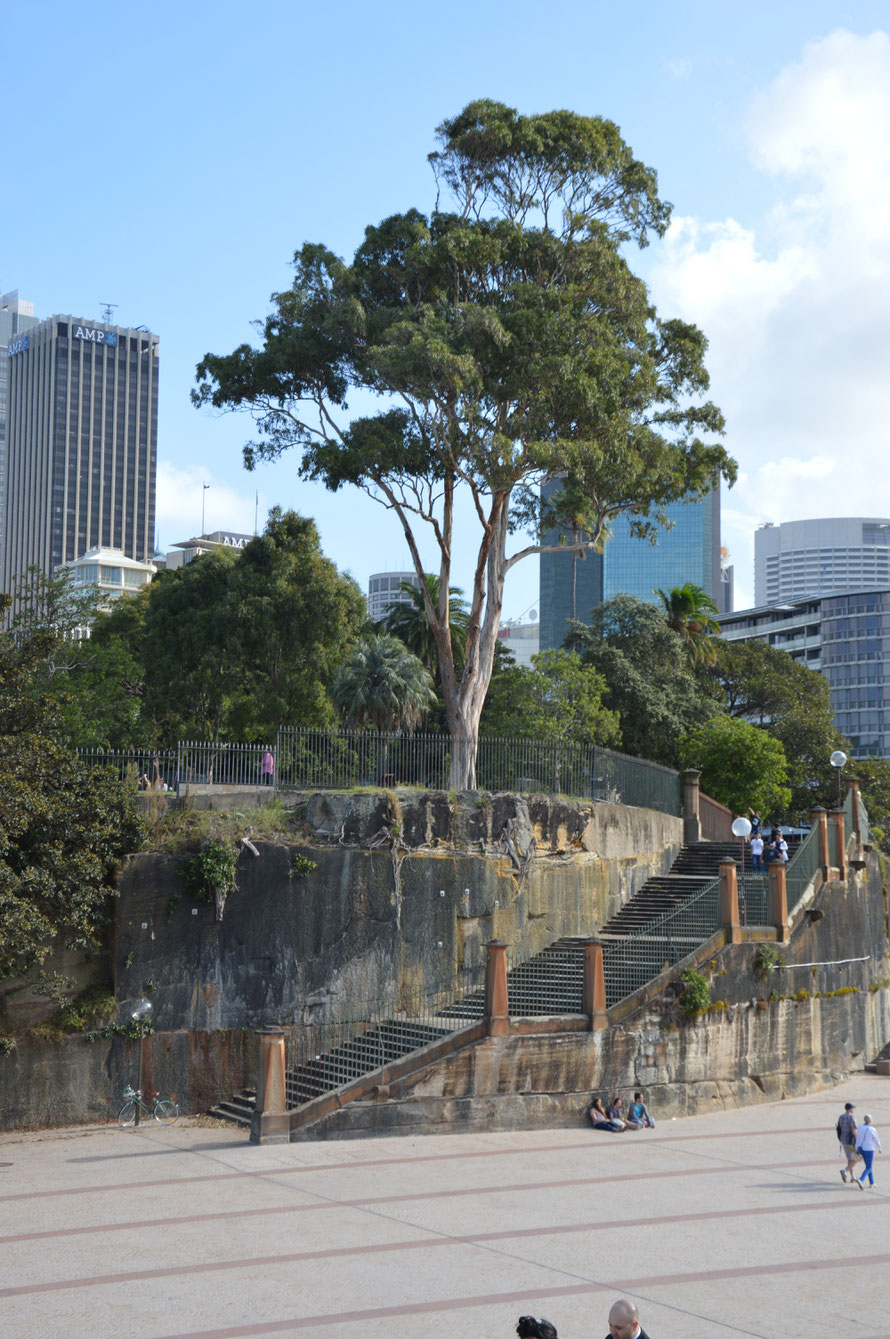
<box><xmin>854</xmin><ymin>1114</ymin><xmax>882</xmax><ymax>1188</ymax></box>
<box><xmin>837</xmin><ymin>1102</ymin><xmax>859</xmax><ymax>1182</ymax></box>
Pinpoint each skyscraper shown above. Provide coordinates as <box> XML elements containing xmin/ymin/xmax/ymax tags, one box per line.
<box><xmin>0</xmin><ymin>289</ymin><xmax>39</xmax><ymax>561</ymax></box>
<box><xmin>539</xmin><ymin>484</ymin><xmax>721</xmax><ymax>651</ymax></box>
<box><xmin>2</xmin><ymin>314</ymin><xmax>158</xmax><ymax>597</ymax></box>
<box><xmin>755</xmin><ymin>518</ymin><xmax>890</xmax><ymax>605</ymax></box>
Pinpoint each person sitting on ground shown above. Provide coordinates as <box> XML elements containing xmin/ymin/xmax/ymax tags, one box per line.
<box><xmin>608</xmin><ymin>1096</ymin><xmax>634</xmax><ymax>1130</ymax></box>
<box><xmin>516</xmin><ymin>1316</ymin><xmax>558</xmax><ymax>1338</ymax></box>
<box><xmin>587</xmin><ymin>1095</ymin><xmax>625</xmax><ymax>1132</ymax></box>
<box><xmin>605</xmin><ymin>1297</ymin><xmax>651</xmax><ymax>1339</ymax></box>
<box><xmin>629</xmin><ymin>1091</ymin><xmax>655</xmax><ymax>1128</ymax></box>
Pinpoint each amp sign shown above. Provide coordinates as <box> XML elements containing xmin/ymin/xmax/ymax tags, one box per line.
<box><xmin>73</xmin><ymin>326</ymin><xmax>117</xmax><ymax>346</ymax></box>
<box><xmin>7</xmin><ymin>335</ymin><xmax>29</xmax><ymax>357</ymax></box>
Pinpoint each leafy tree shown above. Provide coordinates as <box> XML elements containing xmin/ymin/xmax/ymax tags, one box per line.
<box><xmin>226</xmin><ymin>508</ymin><xmax>365</xmax><ymax>736</ymax></box>
<box><xmin>657</xmin><ymin>582</ymin><xmax>721</xmax><ymax>665</ymax></box>
<box><xmin>381</xmin><ymin>574</ymin><xmax>469</xmax><ymax>680</ymax></box>
<box><xmin>0</xmin><ymin>604</ymin><xmax>145</xmax><ymax>980</ymax></box>
<box><xmin>679</xmin><ymin>716</ymin><xmax>791</xmax><ymax>817</ymax></box>
<box><xmin>332</xmin><ymin>634</ymin><xmax>436</xmax><ymax>733</ymax></box>
<box><xmin>481</xmin><ymin>649</ymin><xmax>620</xmax><ymax>744</ymax></box>
<box><xmin>697</xmin><ymin>639</ymin><xmax>848</xmax><ymax>819</ymax></box>
<box><xmin>193</xmin><ymin>99</ymin><xmax>735</xmax><ymax>788</ymax></box>
<box><xmin>566</xmin><ymin>595</ymin><xmax>710</xmax><ymax>764</ymax></box>
<box><xmin>849</xmin><ymin>757</ymin><xmax>890</xmax><ymax>853</ymax></box>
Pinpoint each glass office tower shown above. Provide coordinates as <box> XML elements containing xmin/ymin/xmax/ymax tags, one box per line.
<box><xmin>0</xmin><ymin>290</ymin><xmax>39</xmax><ymax>562</ymax></box>
<box><xmin>539</xmin><ymin>483</ymin><xmax>721</xmax><ymax>651</ymax></box>
<box><xmin>2</xmin><ymin>314</ymin><xmax>158</xmax><ymax>598</ymax></box>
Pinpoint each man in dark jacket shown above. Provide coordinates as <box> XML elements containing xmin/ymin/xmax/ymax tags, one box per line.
<box><xmin>606</xmin><ymin>1298</ymin><xmax>651</xmax><ymax>1339</ymax></box>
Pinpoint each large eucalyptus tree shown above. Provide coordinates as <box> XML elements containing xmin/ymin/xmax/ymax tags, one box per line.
<box><xmin>194</xmin><ymin>100</ymin><xmax>735</xmax><ymax>788</ymax></box>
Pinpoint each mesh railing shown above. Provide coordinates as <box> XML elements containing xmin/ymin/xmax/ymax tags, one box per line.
<box><xmin>282</xmin><ymin>966</ymin><xmax>486</xmax><ymax>1110</ymax></box>
<box><xmin>737</xmin><ymin>873</ymin><xmax>769</xmax><ymax>925</ymax></box>
<box><xmin>785</xmin><ymin>823</ymin><xmax>821</xmax><ymax>917</ymax></box>
<box><xmin>699</xmin><ymin>792</ymin><xmax>735</xmax><ymax>842</ymax></box>
<box><xmin>603</xmin><ymin>874</ymin><xmax>721</xmax><ymax>1008</ymax></box>
<box><xmin>505</xmin><ymin>943</ymin><xmax>585</xmax><ymax>1016</ymax></box>
<box><xmin>858</xmin><ymin>793</ymin><xmax>870</xmax><ymax>845</ymax></box>
<box><xmin>79</xmin><ymin>731</ymin><xmax>683</xmax><ymax>812</ymax></box>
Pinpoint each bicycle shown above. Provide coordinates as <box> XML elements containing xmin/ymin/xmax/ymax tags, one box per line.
<box><xmin>118</xmin><ymin>1085</ymin><xmax>179</xmax><ymax>1127</ymax></box>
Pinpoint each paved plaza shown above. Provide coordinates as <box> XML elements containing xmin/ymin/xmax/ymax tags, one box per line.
<box><xmin>1</xmin><ymin>1076</ymin><xmax>889</xmax><ymax>1339</ymax></box>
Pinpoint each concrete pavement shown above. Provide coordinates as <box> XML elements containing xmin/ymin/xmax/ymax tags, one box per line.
<box><xmin>1</xmin><ymin>1076</ymin><xmax>889</xmax><ymax>1338</ymax></box>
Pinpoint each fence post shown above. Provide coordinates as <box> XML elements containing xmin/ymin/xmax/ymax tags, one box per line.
<box><xmin>768</xmin><ymin>863</ymin><xmax>790</xmax><ymax>943</ymax></box>
<box><xmin>682</xmin><ymin>769</ymin><xmax>701</xmax><ymax>844</ymax></box>
<box><xmin>831</xmin><ymin>807</ymin><xmax>846</xmax><ymax>882</ymax></box>
<box><xmin>484</xmin><ymin>940</ymin><xmax>510</xmax><ymax>1037</ymax></box>
<box><xmin>719</xmin><ymin>860</ymin><xmax>741</xmax><ymax>944</ymax></box>
<box><xmin>846</xmin><ymin>776</ymin><xmax>861</xmax><ymax>842</ymax></box>
<box><xmin>250</xmin><ymin>1027</ymin><xmax>290</xmax><ymax>1145</ymax></box>
<box><xmin>811</xmin><ymin>806</ymin><xmax>830</xmax><ymax>881</ymax></box>
<box><xmin>583</xmin><ymin>939</ymin><xmax>608</xmax><ymax>1031</ymax></box>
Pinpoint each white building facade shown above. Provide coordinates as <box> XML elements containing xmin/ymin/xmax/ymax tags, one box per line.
<box><xmin>755</xmin><ymin>518</ymin><xmax>890</xmax><ymax>606</ymax></box>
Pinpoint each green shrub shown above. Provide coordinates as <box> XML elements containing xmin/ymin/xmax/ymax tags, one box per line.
<box><xmin>679</xmin><ymin>968</ymin><xmax>711</xmax><ymax>1015</ymax></box>
<box><xmin>753</xmin><ymin>945</ymin><xmax>785</xmax><ymax>979</ymax></box>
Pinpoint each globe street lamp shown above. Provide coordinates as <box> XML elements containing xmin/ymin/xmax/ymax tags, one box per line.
<box><xmin>731</xmin><ymin>816</ymin><xmax>752</xmax><ymax>925</ymax></box>
<box><xmin>131</xmin><ymin>999</ymin><xmax>153</xmax><ymax>1126</ymax></box>
<box><xmin>830</xmin><ymin>750</ymin><xmax>848</xmax><ymax>809</ymax></box>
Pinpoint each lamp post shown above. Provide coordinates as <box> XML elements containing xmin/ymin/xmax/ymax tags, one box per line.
<box><xmin>731</xmin><ymin>816</ymin><xmax>752</xmax><ymax>925</ymax></box>
<box><xmin>830</xmin><ymin>750</ymin><xmax>848</xmax><ymax>809</ymax></box>
<box><xmin>131</xmin><ymin>999</ymin><xmax>152</xmax><ymax>1127</ymax></box>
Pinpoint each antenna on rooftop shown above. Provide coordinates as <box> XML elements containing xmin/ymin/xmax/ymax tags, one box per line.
<box><xmin>100</xmin><ymin>302</ymin><xmax>117</xmax><ymax>325</ymax></box>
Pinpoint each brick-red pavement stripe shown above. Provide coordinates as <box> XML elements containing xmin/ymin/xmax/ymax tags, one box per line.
<box><xmin>0</xmin><ymin>1125</ymin><xmax>833</xmax><ymax>1204</ymax></box>
<box><xmin>149</xmin><ymin>1253</ymin><xmax>890</xmax><ymax>1339</ymax></box>
<box><xmin>0</xmin><ymin>1157</ymin><xmax>833</xmax><ymax>1242</ymax></box>
<box><xmin>1</xmin><ymin>1194</ymin><xmax>885</xmax><ymax>1299</ymax></box>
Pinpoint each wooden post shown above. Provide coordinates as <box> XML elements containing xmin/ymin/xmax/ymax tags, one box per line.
<box><xmin>768</xmin><ymin>863</ymin><xmax>790</xmax><ymax>943</ymax></box>
<box><xmin>811</xmin><ymin>806</ymin><xmax>830</xmax><ymax>881</ymax></box>
<box><xmin>583</xmin><ymin>939</ymin><xmax>608</xmax><ymax>1031</ymax></box>
<box><xmin>682</xmin><ymin>769</ymin><xmax>701</xmax><ymax>844</ymax></box>
<box><xmin>485</xmin><ymin>940</ymin><xmax>510</xmax><ymax>1037</ymax></box>
<box><xmin>719</xmin><ymin>859</ymin><xmax>741</xmax><ymax>944</ymax></box>
<box><xmin>831</xmin><ymin>808</ymin><xmax>846</xmax><ymax>883</ymax></box>
<box><xmin>250</xmin><ymin>1028</ymin><xmax>289</xmax><ymax>1145</ymax></box>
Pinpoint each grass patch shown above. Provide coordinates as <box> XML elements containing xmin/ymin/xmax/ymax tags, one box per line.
<box><xmin>148</xmin><ymin>795</ymin><xmax>303</xmax><ymax>855</ymax></box>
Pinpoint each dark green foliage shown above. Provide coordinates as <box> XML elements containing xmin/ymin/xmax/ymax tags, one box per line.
<box><xmin>696</xmin><ymin>639</ymin><xmax>848</xmax><ymax>820</ymax></box>
<box><xmin>181</xmin><ymin>840</ymin><xmax>239</xmax><ymax>905</ymax></box>
<box><xmin>657</xmin><ymin>582</ymin><xmax>721</xmax><ymax>665</ymax></box>
<box><xmin>679</xmin><ymin>716</ymin><xmax>791</xmax><ymax>815</ymax></box>
<box><xmin>332</xmin><ymin>635</ymin><xmax>436</xmax><ymax>732</ymax></box>
<box><xmin>480</xmin><ymin>649</ymin><xmax>620</xmax><ymax>745</ymax></box>
<box><xmin>566</xmin><ymin>596</ymin><xmax>710</xmax><ymax>764</ymax></box>
<box><xmin>0</xmin><ymin>600</ymin><xmax>145</xmax><ymax>981</ymax></box>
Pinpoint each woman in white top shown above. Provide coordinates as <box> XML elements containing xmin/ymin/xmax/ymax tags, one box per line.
<box><xmin>855</xmin><ymin>1114</ymin><xmax>883</xmax><ymax>1188</ymax></box>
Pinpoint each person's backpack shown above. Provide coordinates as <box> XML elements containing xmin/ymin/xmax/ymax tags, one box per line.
<box><xmin>836</xmin><ymin>1118</ymin><xmax>843</xmax><ymax>1143</ymax></box>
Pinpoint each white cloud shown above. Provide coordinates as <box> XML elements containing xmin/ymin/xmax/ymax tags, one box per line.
<box><xmin>155</xmin><ymin>460</ymin><xmax>261</xmax><ymax>549</ymax></box>
<box><xmin>649</xmin><ymin>29</ymin><xmax>890</xmax><ymax>608</ymax></box>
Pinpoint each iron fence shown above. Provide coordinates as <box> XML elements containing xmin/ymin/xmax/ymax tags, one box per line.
<box><xmin>505</xmin><ymin>942</ymin><xmax>585</xmax><ymax>1016</ymax></box>
<box><xmin>79</xmin><ymin>730</ymin><xmax>683</xmax><ymax>813</ymax></box>
<box><xmin>282</xmin><ymin>965</ymin><xmax>486</xmax><ymax>1110</ymax></box>
<box><xmin>76</xmin><ymin>746</ymin><xmax>178</xmax><ymax>790</ymax></box>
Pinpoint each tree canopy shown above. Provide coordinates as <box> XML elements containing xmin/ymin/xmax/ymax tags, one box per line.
<box><xmin>332</xmin><ymin>634</ymin><xmax>436</xmax><ymax>733</ymax></box>
<box><xmin>0</xmin><ymin>600</ymin><xmax>144</xmax><ymax>981</ymax></box>
<box><xmin>193</xmin><ymin>99</ymin><xmax>735</xmax><ymax>788</ymax></box>
<box><xmin>566</xmin><ymin>595</ymin><xmax>711</xmax><ymax>765</ymax></box>
<box><xmin>657</xmin><ymin>582</ymin><xmax>721</xmax><ymax>665</ymax></box>
<box><xmin>481</xmin><ymin>648</ymin><xmax>620</xmax><ymax>745</ymax></box>
<box><xmin>679</xmin><ymin>716</ymin><xmax>791</xmax><ymax>817</ymax></box>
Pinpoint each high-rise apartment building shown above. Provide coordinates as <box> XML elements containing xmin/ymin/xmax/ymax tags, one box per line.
<box><xmin>539</xmin><ymin>484</ymin><xmax>721</xmax><ymax>651</ymax></box>
<box><xmin>2</xmin><ymin>314</ymin><xmax>158</xmax><ymax>596</ymax></box>
<box><xmin>367</xmin><ymin>570</ymin><xmax>422</xmax><ymax>623</ymax></box>
<box><xmin>755</xmin><ymin>518</ymin><xmax>890</xmax><ymax>605</ymax></box>
<box><xmin>0</xmin><ymin>289</ymin><xmax>39</xmax><ymax>559</ymax></box>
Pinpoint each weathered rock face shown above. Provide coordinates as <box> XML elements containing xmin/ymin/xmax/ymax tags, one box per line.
<box><xmin>115</xmin><ymin>792</ymin><xmax>683</xmax><ymax>1031</ymax></box>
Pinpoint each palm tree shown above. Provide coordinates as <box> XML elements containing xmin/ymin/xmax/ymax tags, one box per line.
<box><xmin>381</xmin><ymin>574</ymin><xmax>469</xmax><ymax>678</ymax></box>
<box><xmin>656</xmin><ymin>583</ymin><xmax>721</xmax><ymax>665</ymax></box>
<box><xmin>332</xmin><ymin>634</ymin><xmax>436</xmax><ymax>733</ymax></box>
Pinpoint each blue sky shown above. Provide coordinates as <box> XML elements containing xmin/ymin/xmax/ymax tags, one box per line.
<box><xmin>6</xmin><ymin>1</ymin><xmax>890</xmax><ymax>613</ymax></box>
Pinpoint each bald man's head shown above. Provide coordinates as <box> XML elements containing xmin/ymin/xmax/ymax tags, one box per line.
<box><xmin>608</xmin><ymin>1299</ymin><xmax>639</xmax><ymax>1339</ymax></box>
